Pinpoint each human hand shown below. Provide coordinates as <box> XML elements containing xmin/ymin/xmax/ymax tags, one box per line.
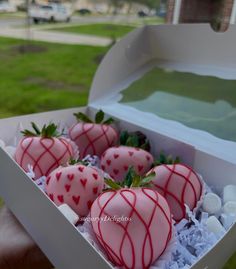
<box><xmin>0</xmin><ymin>206</ymin><xmax>53</xmax><ymax>269</ymax></box>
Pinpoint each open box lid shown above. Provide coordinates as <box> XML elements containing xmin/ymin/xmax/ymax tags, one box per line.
<box><xmin>89</xmin><ymin>24</ymin><xmax>236</xmax><ymax>164</ymax></box>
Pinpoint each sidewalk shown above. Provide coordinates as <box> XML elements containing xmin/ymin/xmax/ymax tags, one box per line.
<box><xmin>0</xmin><ymin>28</ymin><xmax>112</xmax><ymax>46</ymax></box>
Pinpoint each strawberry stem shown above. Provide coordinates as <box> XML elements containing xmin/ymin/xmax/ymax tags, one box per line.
<box><xmin>21</xmin><ymin>122</ymin><xmax>62</xmax><ymax>138</ymax></box>
<box><xmin>119</xmin><ymin>131</ymin><xmax>150</xmax><ymax>151</ymax></box>
<box><xmin>74</xmin><ymin>110</ymin><xmax>114</xmax><ymax>125</ymax></box>
<box><xmin>153</xmin><ymin>151</ymin><xmax>181</xmax><ymax>166</ymax></box>
<box><xmin>105</xmin><ymin>167</ymin><xmax>155</xmax><ymax>190</ymax></box>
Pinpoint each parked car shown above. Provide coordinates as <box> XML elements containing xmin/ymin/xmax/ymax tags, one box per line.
<box><xmin>77</xmin><ymin>8</ymin><xmax>91</xmax><ymax>15</ymax></box>
<box><xmin>137</xmin><ymin>10</ymin><xmax>148</xmax><ymax>17</ymax></box>
<box><xmin>0</xmin><ymin>1</ymin><xmax>16</xmax><ymax>12</ymax></box>
<box><xmin>29</xmin><ymin>4</ymin><xmax>71</xmax><ymax>23</ymax></box>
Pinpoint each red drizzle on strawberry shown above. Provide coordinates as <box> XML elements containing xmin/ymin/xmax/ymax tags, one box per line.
<box><xmin>46</xmin><ymin>176</ymin><xmax>51</xmax><ymax>185</ymax></box>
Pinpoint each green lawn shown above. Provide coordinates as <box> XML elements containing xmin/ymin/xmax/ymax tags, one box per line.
<box><xmin>50</xmin><ymin>23</ymin><xmax>136</xmax><ymax>38</ymax></box>
<box><xmin>0</xmin><ymin>37</ymin><xmax>108</xmax><ymax>118</ymax></box>
<box><xmin>0</xmin><ymin>12</ymin><xmax>25</xmax><ymax>18</ymax></box>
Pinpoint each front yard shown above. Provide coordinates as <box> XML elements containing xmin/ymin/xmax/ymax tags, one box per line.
<box><xmin>49</xmin><ymin>23</ymin><xmax>136</xmax><ymax>38</ymax></box>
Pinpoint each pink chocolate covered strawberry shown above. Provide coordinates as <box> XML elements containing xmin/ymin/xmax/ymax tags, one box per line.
<box><xmin>15</xmin><ymin>122</ymin><xmax>74</xmax><ymax>179</ymax></box>
<box><xmin>46</xmin><ymin>163</ymin><xmax>104</xmax><ymax>216</ymax></box>
<box><xmin>150</xmin><ymin>163</ymin><xmax>203</xmax><ymax>222</ymax></box>
<box><xmin>100</xmin><ymin>131</ymin><xmax>153</xmax><ymax>182</ymax></box>
<box><xmin>91</xmin><ymin>170</ymin><xmax>172</xmax><ymax>269</ymax></box>
<box><xmin>69</xmin><ymin>110</ymin><xmax>118</xmax><ymax>158</ymax></box>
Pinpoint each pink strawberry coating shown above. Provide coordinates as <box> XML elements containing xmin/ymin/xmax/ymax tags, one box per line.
<box><xmin>15</xmin><ymin>137</ymin><xmax>73</xmax><ymax>179</ymax></box>
<box><xmin>100</xmin><ymin>146</ymin><xmax>154</xmax><ymax>182</ymax></box>
<box><xmin>46</xmin><ymin>164</ymin><xmax>104</xmax><ymax>216</ymax></box>
<box><xmin>91</xmin><ymin>188</ymin><xmax>172</xmax><ymax>269</ymax></box>
<box><xmin>150</xmin><ymin>164</ymin><xmax>203</xmax><ymax>222</ymax></box>
<box><xmin>68</xmin><ymin>123</ymin><xmax>118</xmax><ymax>158</ymax></box>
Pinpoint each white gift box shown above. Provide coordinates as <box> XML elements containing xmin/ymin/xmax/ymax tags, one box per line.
<box><xmin>0</xmin><ymin>24</ymin><xmax>236</xmax><ymax>269</ymax></box>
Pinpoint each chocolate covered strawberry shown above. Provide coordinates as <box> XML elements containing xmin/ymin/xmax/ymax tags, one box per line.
<box><xmin>15</xmin><ymin>122</ymin><xmax>74</xmax><ymax>179</ymax></box>
<box><xmin>150</xmin><ymin>163</ymin><xmax>203</xmax><ymax>222</ymax></box>
<box><xmin>68</xmin><ymin>110</ymin><xmax>118</xmax><ymax>158</ymax></box>
<box><xmin>100</xmin><ymin>131</ymin><xmax>153</xmax><ymax>182</ymax></box>
<box><xmin>46</xmin><ymin>164</ymin><xmax>104</xmax><ymax>216</ymax></box>
<box><xmin>91</xmin><ymin>170</ymin><xmax>172</xmax><ymax>269</ymax></box>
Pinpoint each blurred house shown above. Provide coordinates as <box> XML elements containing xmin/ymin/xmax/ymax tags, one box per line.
<box><xmin>166</xmin><ymin>0</ymin><xmax>236</xmax><ymax>31</ymax></box>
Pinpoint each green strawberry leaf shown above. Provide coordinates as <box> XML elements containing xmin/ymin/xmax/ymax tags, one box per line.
<box><xmin>126</xmin><ymin>136</ymin><xmax>139</xmax><ymax>148</ymax></box>
<box><xmin>131</xmin><ymin>174</ymin><xmax>141</xmax><ymax>187</ymax></box>
<box><xmin>140</xmin><ymin>172</ymin><xmax>156</xmax><ymax>186</ymax></box>
<box><xmin>123</xmin><ymin>167</ymin><xmax>136</xmax><ymax>187</ymax></box>
<box><xmin>105</xmin><ymin>178</ymin><xmax>121</xmax><ymax>190</ymax></box>
<box><xmin>105</xmin><ymin>168</ymin><xmax>155</xmax><ymax>190</ymax></box>
<box><xmin>95</xmin><ymin>110</ymin><xmax>105</xmax><ymax>124</ymax></box>
<box><xmin>74</xmin><ymin>112</ymin><xmax>93</xmax><ymax>123</ymax></box>
<box><xmin>74</xmin><ymin>110</ymin><xmax>115</xmax><ymax>125</ymax></box>
<box><xmin>21</xmin><ymin>130</ymin><xmax>38</xmax><ymax>137</ymax></box>
<box><xmin>119</xmin><ymin>130</ymin><xmax>151</xmax><ymax>151</ymax></box>
<box><xmin>31</xmin><ymin>122</ymin><xmax>41</xmax><ymax>135</ymax></box>
<box><xmin>120</xmin><ymin>131</ymin><xmax>129</xmax><ymax>145</ymax></box>
<box><xmin>154</xmin><ymin>151</ymin><xmax>181</xmax><ymax>166</ymax></box>
<box><xmin>174</xmin><ymin>156</ymin><xmax>181</xmax><ymax>164</ymax></box>
<box><xmin>21</xmin><ymin>122</ymin><xmax>61</xmax><ymax>138</ymax></box>
<box><xmin>103</xmin><ymin>117</ymin><xmax>115</xmax><ymax>125</ymax></box>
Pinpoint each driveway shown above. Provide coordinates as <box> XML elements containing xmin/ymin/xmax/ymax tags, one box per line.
<box><xmin>0</xmin><ymin>27</ymin><xmax>112</xmax><ymax>46</ymax></box>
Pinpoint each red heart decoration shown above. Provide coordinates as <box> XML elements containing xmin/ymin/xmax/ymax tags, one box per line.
<box><xmin>56</xmin><ymin>172</ymin><xmax>62</xmax><ymax>181</ymax></box>
<box><xmin>67</xmin><ymin>174</ymin><xmax>74</xmax><ymax>181</ymax></box>
<box><xmin>113</xmin><ymin>154</ymin><xmax>119</xmax><ymax>159</ymax></box>
<box><xmin>80</xmin><ymin>178</ymin><xmax>87</xmax><ymax>187</ymax></box>
<box><xmin>73</xmin><ymin>195</ymin><xmax>80</xmax><ymax>205</ymax></box>
<box><xmin>65</xmin><ymin>184</ymin><xmax>71</xmax><ymax>192</ymax></box>
<box><xmin>128</xmin><ymin>151</ymin><xmax>134</xmax><ymax>157</ymax></box>
<box><xmin>87</xmin><ymin>200</ymin><xmax>92</xmax><ymax>209</ymax></box>
<box><xmin>113</xmin><ymin>169</ymin><xmax>119</xmax><ymax>175</ymax></box>
<box><xmin>138</xmin><ymin>165</ymin><xmax>144</xmax><ymax>172</ymax></box>
<box><xmin>93</xmin><ymin>173</ymin><xmax>98</xmax><ymax>180</ymax></box>
<box><xmin>49</xmin><ymin>193</ymin><xmax>54</xmax><ymax>201</ymax></box>
<box><xmin>106</xmin><ymin>160</ymin><xmax>111</xmax><ymax>166</ymax></box>
<box><xmin>57</xmin><ymin>195</ymin><xmax>64</xmax><ymax>203</ymax></box>
<box><xmin>93</xmin><ymin>187</ymin><xmax>98</xmax><ymax>194</ymax></box>
<box><xmin>124</xmin><ymin>165</ymin><xmax>128</xmax><ymax>171</ymax></box>
<box><xmin>78</xmin><ymin>166</ymin><xmax>84</xmax><ymax>172</ymax></box>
